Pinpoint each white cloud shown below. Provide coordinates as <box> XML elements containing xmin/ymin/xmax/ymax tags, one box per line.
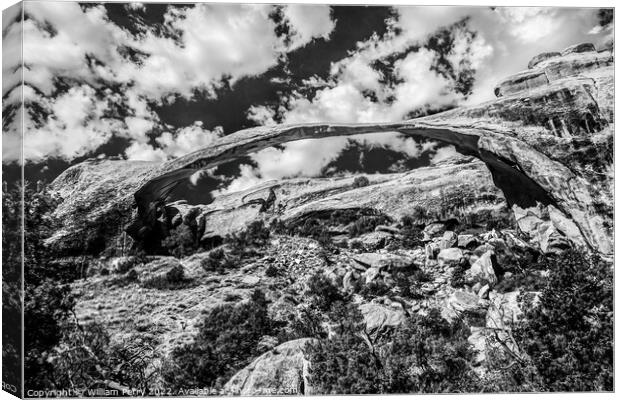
<box><xmin>281</xmin><ymin>5</ymin><xmax>336</xmax><ymax>50</ymax></box>
<box><xmin>430</xmin><ymin>145</ymin><xmax>458</xmax><ymax>165</ymax></box>
<box><xmin>217</xmin><ymin>131</ymin><xmax>441</xmax><ymax>195</ymax></box>
<box><xmin>4</xmin><ymin>2</ymin><xmax>339</xmax><ymax>163</ymax></box>
<box><xmin>155</xmin><ymin>123</ymin><xmax>223</xmax><ymax>158</ymax></box>
<box><xmin>2</xmin><ymin>3</ymin><xmax>23</xmax><ymax>97</ymax></box>
<box><xmin>124</xmin><ymin>141</ymin><xmax>167</xmax><ymax>162</ymax></box>
<box><xmin>119</xmin><ymin>4</ymin><xmax>284</xmax><ymax>100</ymax></box>
<box><xmin>124</xmin><ymin>122</ymin><xmax>223</xmax><ymax>161</ymax></box>
<box><xmin>23</xmin><ymin>85</ymin><xmax>125</xmax><ymax>161</ymax></box>
<box><xmin>497</xmin><ymin>8</ymin><xmax>560</xmax><ymax>44</ymax></box>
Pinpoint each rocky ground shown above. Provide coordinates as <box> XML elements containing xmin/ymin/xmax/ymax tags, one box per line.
<box><xmin>71</xmin><ymin>208</ymin><xmax>551</xmax><ymax>393</ymax></box>
<box><xmin>41</xmin><ymin>42</ymin><xmax>614</xmax><ymax>394</ymax></box>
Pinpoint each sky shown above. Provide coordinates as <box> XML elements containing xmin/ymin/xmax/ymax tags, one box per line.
<box><xmin>1</xmin><ymin>2</ymin><xmax>614</xmax><ymax>187</ymax></box>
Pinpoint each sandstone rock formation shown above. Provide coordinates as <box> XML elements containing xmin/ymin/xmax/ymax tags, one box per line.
<box><xmin>223</xmin><ymin>338</ymin><xmax>314</xmax><ymax>396</ymax></box>
<box><xmin>48</xmin><ymin>44</ymin><xmax>613</xmax><ymax>258</ymax></box>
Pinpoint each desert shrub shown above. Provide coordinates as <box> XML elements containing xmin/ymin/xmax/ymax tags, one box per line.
<box><xmin>348</xmin><ymin>215</ymin><xmax>392</xmax><ymax>238</ymax></box>
<box><xmin>50</xmin><ymin>322</ymin><xmax>158</xmax><ymax>392</ymax></box>
<box><xmin>281</xmin><ymin>306</ymin><xmax>327</xmax><ymax>341</ymax></box>
<box><xmin>162</xmin><ymin>289</ymin><xmax>279</xmax><ymax>390</ymax></box>
<box><xmin>353</xmin><ymin>176</ymin><xmax>370</xmax><ymax>188</ymax></box>
<box><xmin>494</xmin><ymin>271</ymin><xmax>546</xmax><ymax>293</ymax></box>
<box><xmin>162</xmin><ymin>225</ymin><xmax>199</xmax><ymax>258</ymax></box>
<box><xmin>449</xmin><ymin>259</ymin><xmax>470</xmax><ymax>288</ymax></box>
<box><xmin>305</xmin><ymin>304</ymin><xmax>383</xmax><ymax>394</ymax></box>
<box><xmin>284</xmin><ymin>209</ymin><xmax>391</xmax><ymax>245</ymax></box>
<box><xmin>306</xmin><ymin>273</ymin><xmax>345</xmax><ymax>312</ymax></box>
<box><xmin>399</xmin><ymin>215</ymin><xmax>424</xmax><ymax>248</ymax></box>
<box><xmin>3</xmin><ymin>183</ymin><xmax>80</xmax><ymax>390</ymax></box>
<box><xmin>380</xmin><ymin>309</ymin><xmax>480</xmax><ymax>393</ymax></box>
<box><xmin>225</xmin><ymin>220</ymin><xmax>270</xmax><ymax>250</ymax></box>
<box><xmin>359</xmin><ymin>279</ymin><xmax>391</xmax><ymax>300</ymax></box>
<box><xmin>513</xmin><ymin>249</ymin><xmax>613</xmax><ymax>391</ymax></box>
<box><xmin>141</xmin><ymin>265</ymin><xmax>188</xmax><ymax>290</ymax></box>
<box><xmin>349</xmin><ymin>239</ymin><xmax>365</xmax><ymax>251</ymax></box>
<box><xmin>201</xmin><ymin>248</ymin><xmax>237</xmax><ymax>273</ymax></box>
<box><xmin>306</xmin><ymin>306</ymin><xmax>481</xmax><ymax>394</ymax></box>
<box><xmin>264</xmin><ymin>264</ymin><xmax>280</xmax><ymax>277</ymax></box>
<box><xmin>287</xmin><ymin>217</ymin><xmax>333</xmax><ymax>246</ymax></box>
<box><xmin>393</xmin><ymin>269</ymin><xmax>430</xmax><ymax>300</ymax></box>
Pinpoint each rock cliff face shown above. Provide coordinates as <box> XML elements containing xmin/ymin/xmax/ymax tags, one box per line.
<box><xmin>48</xmin><ymin>43</ymin><xmax>613</xmax><ymax>256</ymax></box>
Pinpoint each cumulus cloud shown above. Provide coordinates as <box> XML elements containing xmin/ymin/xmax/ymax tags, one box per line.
<box><xmin>125</xmin><ymin>122</ymin><xmax>223</xmax><ymax>161</ymax></box>
<box><xmin>23</xmin><ymin>85</ymin><xmax>124</xmax><ymax>160</ymax></box>
<box><xmin>430</xmin><ymin>145</ymin><xmax>459</xmax><ymax>165</ymax></box>
<box><xmin>281</xmin><ymin>5</ymin><xmax>336</xmax><ymax>50</ymax></box>
<box><xmin>4</xmin><ymin>2</ymin><xmax>337</xmax><ymax>163</ymax></box>
<box><xmin>218</xmin><ymin>132</ymin><xmax>441</xmax><ymax>195</ymax></box>
<box><xmin>3</xmin><ymin>3</ymin><xmax>609</xmax><ymax>168</ymax></box>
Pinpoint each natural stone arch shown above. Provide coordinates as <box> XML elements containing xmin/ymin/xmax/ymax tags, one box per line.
<box><xmin>133</xmin><ymin>120</ymin><xmax>611</xmax><ymax>255</ymax></box>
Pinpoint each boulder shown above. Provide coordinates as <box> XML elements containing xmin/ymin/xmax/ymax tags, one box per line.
<box><xmin>375</xmin><ymin>225</ymin><xmax>400</xmax><ymax>235</ymax></box>
<box><xmin>537</xmin><ymin>222</ymin><xmax>571</xmax><ymax>254</ymax></box>
<box><xmin>478</xmin><ymin>284</ymin><xmax>490</xmax><ymax>299</ymax></box>
<box><xmin>561</xmin><ymin>42</ymin><xmax>596</xmax><ymax>56</ymax></box>
<box><xmin>425</xmin><ymin>242</ymin><xmax>440</xmax><ymax>260</ymax></box>
<box><xmin>457</xmin><ymin>234</ymin><xmax>478</xmax><ymax>249</ymax></box>
<box><xmin>473</xmin><ymin>243</ymin><xmax>495</xmax><ymax>256</ymax></box>
<box><xmin>442</xmin><ymin>290</ymin><xmax>486</xmax><ymax>321</ymax></box>
<box><xmin>422</xmin><ymin>222</ymin><xmax>446</xmax><ymax>241</ymax></box>
<box><xmin>363</xmin><ymin>267</ymin><xmax>381</xmax><ymax>284</ymax></box>
<box><xmin>528</xmin><ymin>51</ymin><xmax>561</xmax><ymax>69</ymax></box>
<box><xmin>465</xmin><ymin>250</ymin><xmax>497</xmax><ymax>287</ymax></box>
<box><xmin>485</xmin><ymin>291</ymin><xmax>525</xmax><ymax>359</ymax></box>
<box><xmin>439</xmin><ymin>231</ymin><xmax>457</xmax><ymax>249</ymax></box>
<box><xmin>548</xmin><ymin>205</ymin><xmax>587</xmax><ymax>248</ymax></box>
<box><xmin>486</xmin><ymin>291</ymin><xmax>522</xmax><ymax>330</ymax></box>
<box><xmin>468</xmin><ymin>327</ymin><xmax>487</xmax><ymax>366</ymax></box>
<box><xmin>109</xmin><ymin>256</ymin><xmax>137</xmax><ymax>274</ymax></box>
<box><xmin>342</xmin><ymin>270</ymin><xmax>360</xmax><ymax>293</ymax></box>
<box><xmin>437</xmin><ymin>248</ymin><xmax>464</xmax><ymax>266</ymax></box>
<box><xmin>356</xmin><ymin>231</ymin><xmax>392</xmax><ymax>250</ymax></box>
<box><xmin>223</xmin><ymin>338</ymin><xmax>315</xmax><ymax>396</ymax></box>
<box><xmin>359</xmin><ymin>303</ymin><xmax>406</xmax><ymax>333</ymax></box>
<box><xmin>352</xmin><ymin>253</ymin><xmax>415</xmax><ymax>271</ymax></box>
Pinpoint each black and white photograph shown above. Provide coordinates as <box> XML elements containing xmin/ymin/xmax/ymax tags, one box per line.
<box><xmin>1</xmin><ymin>1</ymin><xmax>616</xmax><ymax>397</ymax></box>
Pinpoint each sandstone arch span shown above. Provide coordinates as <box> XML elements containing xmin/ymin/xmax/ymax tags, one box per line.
<box><xmin>133</xmin><ymin>119</ymin><xmax>610</xmax><ymax>255</ymax></box>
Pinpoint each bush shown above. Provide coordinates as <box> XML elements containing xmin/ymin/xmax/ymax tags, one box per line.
<box><xmin>201</xmin><ymin>248</ymin><xmax>237</xmax><ymax>273</ymax></box>
<box><xmin>306</xmin><ymin>273</ymin><xmax>344</xmax><ymax>312</ymax></box>
<box><xmin>280</xmin><ymin>306</ymin><xmax>327</xmax><ymax>341</ymax></box>
<box><xmin>449</xmin><ymin>259</ymin><xmax>470</xmax><ymax>288</ymax></box>
<box><xmin>141</xmin><ymin>265</ymin><xmax>188</xmax><ymax>290</ymax></box>
<box><xmin>162</xmin><ymin>290</ymin><xmax>279</xmax><ymax>390</ymax></box>
<box><xmin>305</xmin><ymin>307</ymin><xmax>481</xmax><ymax>394</ymax></box>
<box><xmin>394</xmin><ymin>269</ymin><xmax>430</xmax><ymax>299</ymax></box>
<box><xmin>513</xmin><ymin>250</ymin><xmax>613</xmax><ymax>391</ymax></box>
<box><xmin>353</xmin><ymin>176</ymin><xmax>370</xmax><ymax>188</ymax></box>
<box><xmin>162</xmin><ymin>225</ymin><xmax>199</xmax><ymax>258</ymax></box>
<box><xmin>494</xmin><ymin>271</ymin><xmax>546</xmax><ymax>293</ymax></box>
<box><xmin>349</xmin><ymin>239</ymin><xmax>365</xmax><ymax>251</ymax></box>
<box><xmin>399</xmin><ymin>215</ymin><xmax>424</xmax><ymax>248</ymax></box>
<box><xmin>284</xmin><ymin>209</ymin><xmax>391</xmax><ymax>245</ymax></box>
<box><xmin>359</xmin><ymin>280</ymin><xmax>391</xmax><ymax>300</ymax></box>
<box><xmin>264</xmin><ymin>264</ymin><xmax>280</xmax><ymax>277</ymax></box>
<box><xmin>50</xmin><ymin>322</ymin><xmax>158</xmax><ymax>392</ymax></box>
<box><xmin>225</xmin><ymin>220</ymin><xmax>270</xmax><ymax>250</ymax></box>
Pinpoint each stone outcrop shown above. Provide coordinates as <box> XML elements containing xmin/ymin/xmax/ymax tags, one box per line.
<box><xmin>47</xmin><ymin>44</ymin><xmax>613</xmax><ymax>257</ymax></box>
<box><xmin>359</xmin><ymin>303</ymin><xmax>407</xmax><ymax>333</ymax></box>
<box><xmin>223</xmin><ymin>338</ymin><xmax>314</xmax><ymax>396</ymax></box>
